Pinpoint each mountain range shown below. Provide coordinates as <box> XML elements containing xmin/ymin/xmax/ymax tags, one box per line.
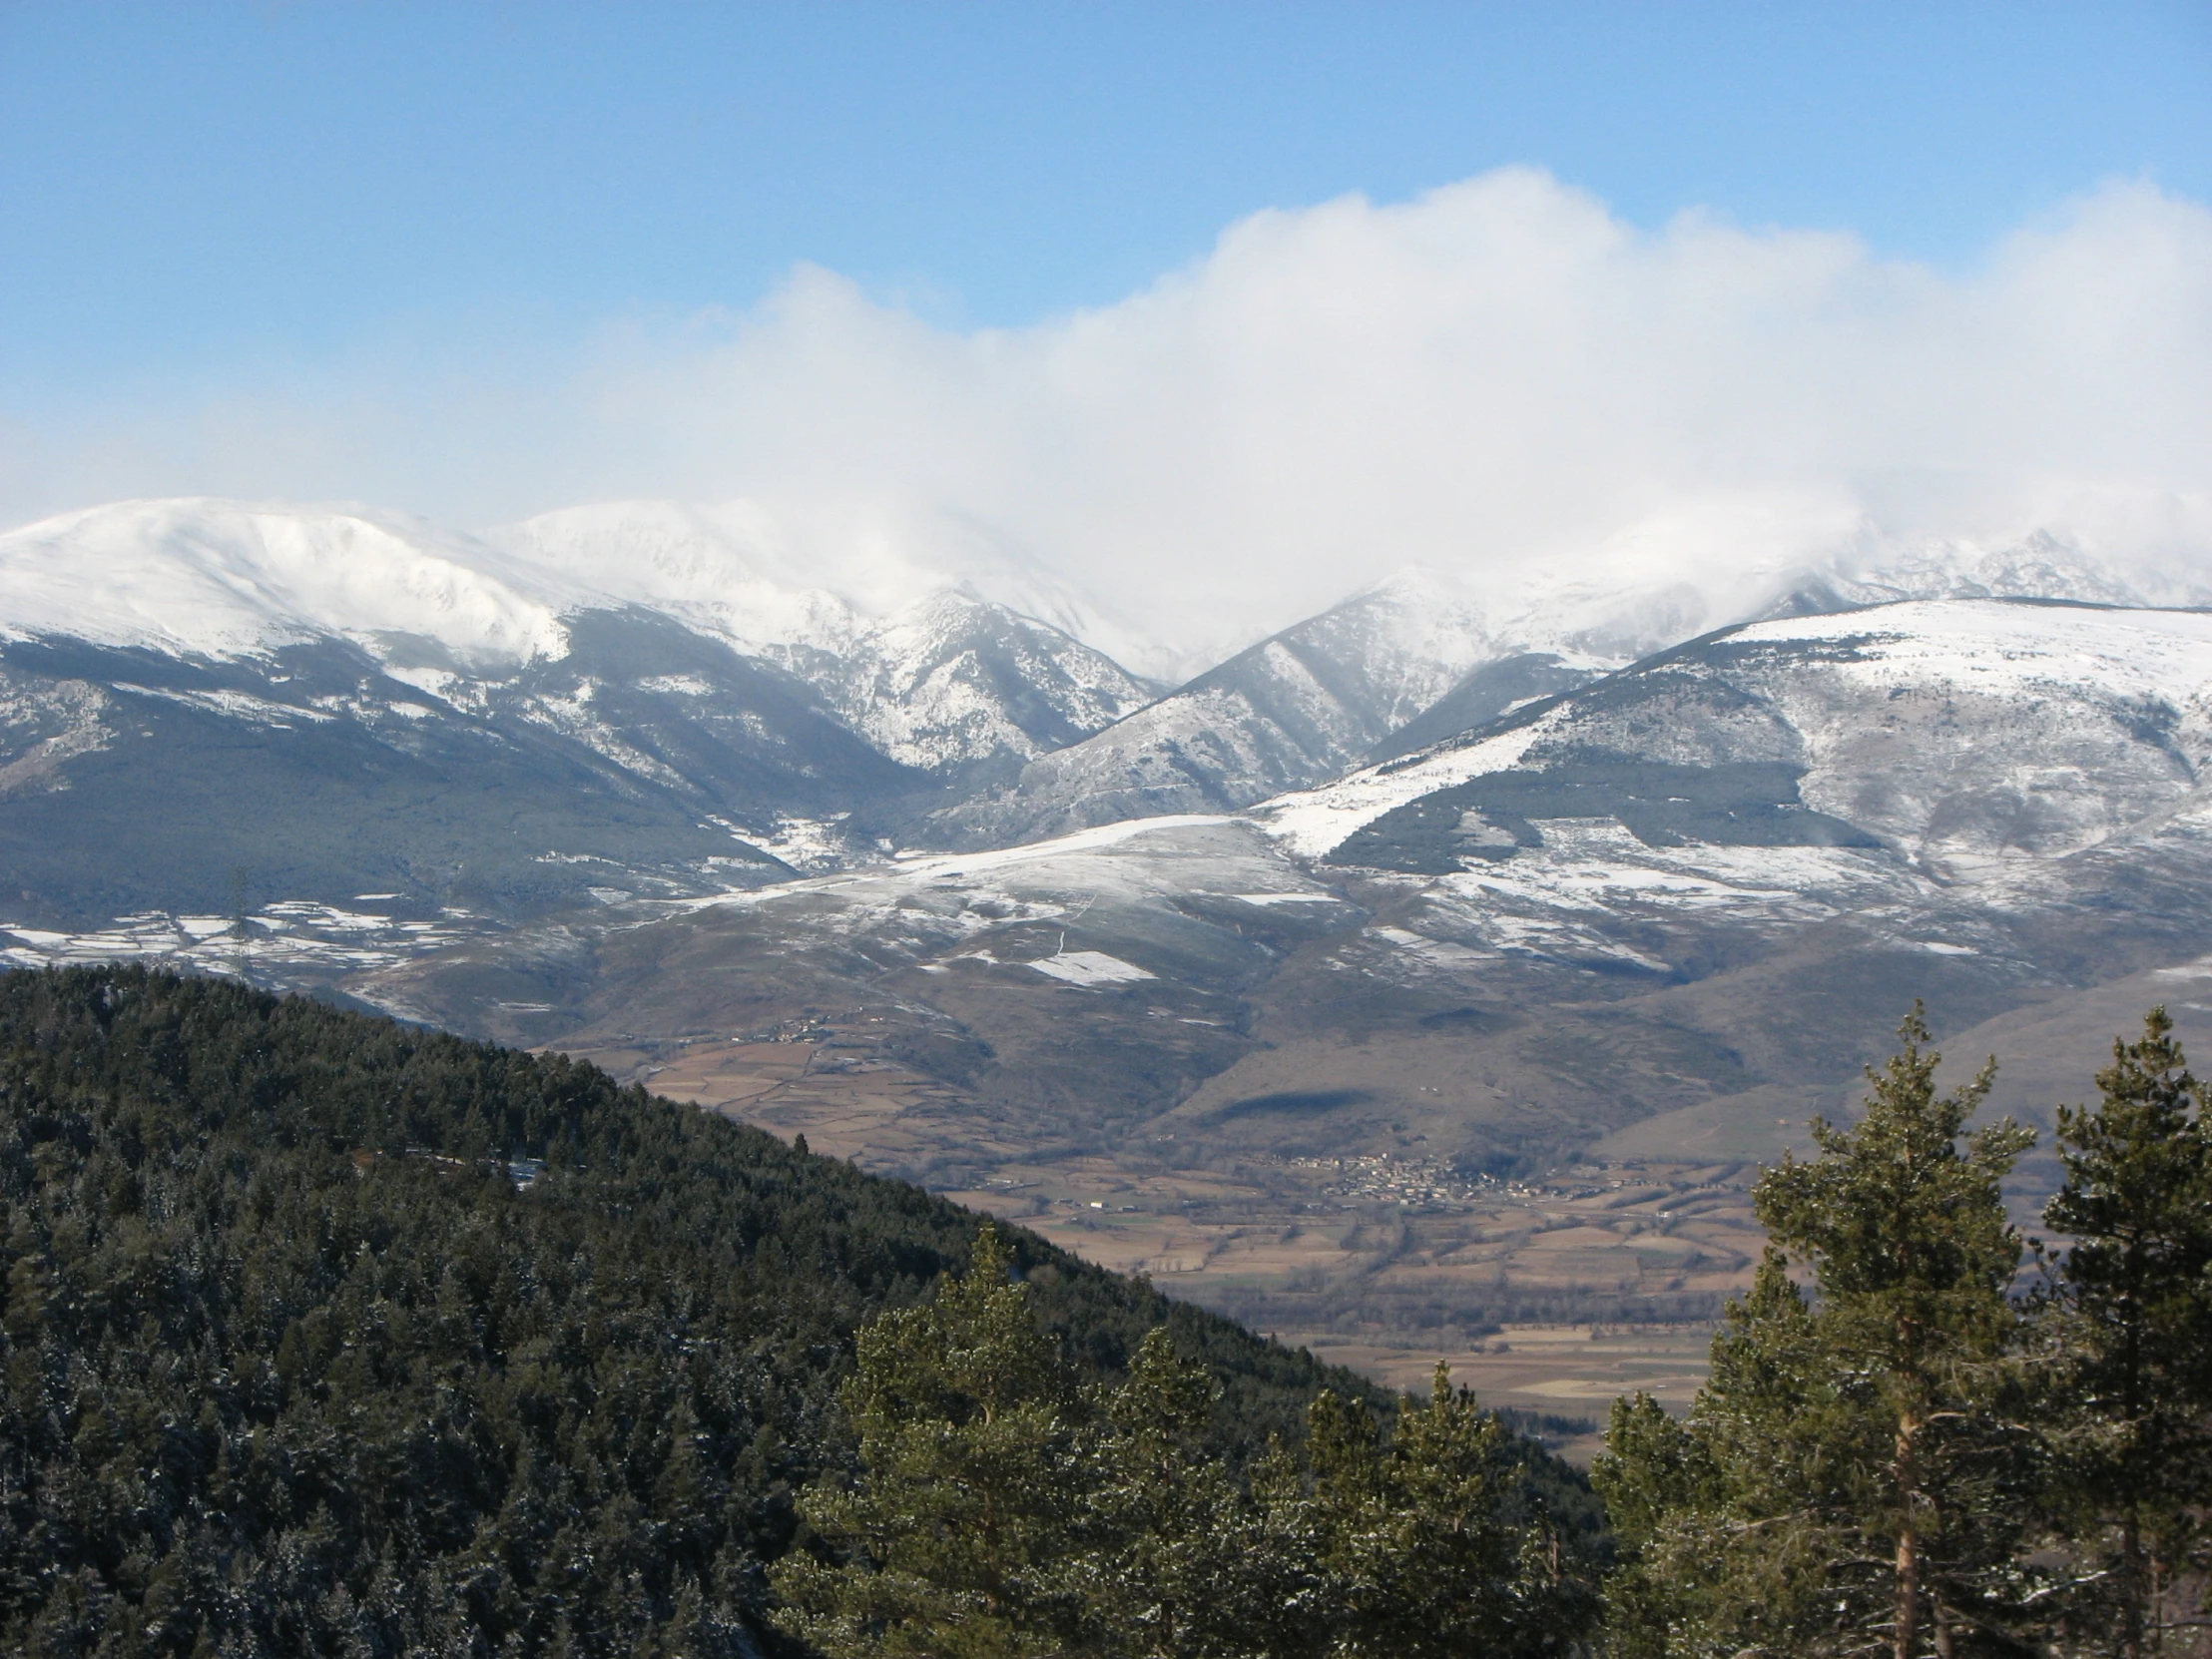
<box><xmin>0</xmin><ymin>498</ymin><xmax>1157</xmax><ymax>923</ymax></box>
<box><xmin>5</xmin><ymin>495</ymin><xmax>2210</xmax><ymax>1234</ymax></box>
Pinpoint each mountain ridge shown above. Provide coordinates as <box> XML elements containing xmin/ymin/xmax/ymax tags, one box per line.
<box><xmin>10</xmin><ymin>518</ymin><xmax>2212</xmax><ymax>1350</ymax></box>
<box><xmin>6</xmin><ymin>498</ymin><xmax>2209</xmax><ymax>1016</ymax></box>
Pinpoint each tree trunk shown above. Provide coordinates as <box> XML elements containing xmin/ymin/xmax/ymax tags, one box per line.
<box><xmin>1896</xmin><ymin>1525</ymin><xmax>1921</xmax><ymax>1659</ymax></box>
<box><xmin>1895</xmin><ymin>1412</ymin><xmax>1921</xmax><ymax>1659</ymax></box>
<box><xmin>2121</xmin><ymin>1287</ymin><xmax>2146</xmax><ymax>1659</ymax></box>
<box><xmin>2115</xmin><ymin>1507</ymin><xmax>2146</xmax><ymax>1659</ymax></box>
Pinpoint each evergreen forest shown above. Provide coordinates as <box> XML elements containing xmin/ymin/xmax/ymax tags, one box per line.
<box><xmin>0</xmin><ymin>967</ymin><xmax>2206</xmax><ymax>1656</ymax></box>
<box><xmin>0</xmin><ymin>967</ymin><xmax>1593</xmax><ymax>1657</ymax></box>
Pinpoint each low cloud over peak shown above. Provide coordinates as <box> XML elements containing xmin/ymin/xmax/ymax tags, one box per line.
<box><xmin>7</xmin><ymin>169</ymin><xmax>2208</xmax><ymax>674</ymax></box>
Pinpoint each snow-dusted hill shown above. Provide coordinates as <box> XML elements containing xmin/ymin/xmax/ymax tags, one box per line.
<box><xmin>491</xmin><ymin>500</ymin><xmax>1155</xmax><ymax>771</ymax></box>
<box><xmin>6</xmin><ymin>491</ymin><xmax>2210</xmax><ymax>1030</ymax></box>
<box><xmin>927</xmin><ymin>570</ymin><xmax>1610</xmax><ymax>845</ymax></box>
<box><xmin>1260</xmin><ymin>598</ymin><xmax>2212</xmax><ymax>876</ymax></box>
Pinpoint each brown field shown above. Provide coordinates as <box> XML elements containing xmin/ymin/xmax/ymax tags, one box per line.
<box><xmin>1302</xmin><ymin>1326</ymin><xmax>1722</xmax><ymax>1462</ymax></box>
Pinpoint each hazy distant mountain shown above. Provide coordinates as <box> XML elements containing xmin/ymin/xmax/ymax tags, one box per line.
<box><xmin>923</xmin><ymin>534</ymin><xmax>2209</xmax><ymax>848</ymax></box>
<box><xmin>1780</xmin><ymin>530</ymin><xmax>2208</xmax><ymax>616</ymax></box>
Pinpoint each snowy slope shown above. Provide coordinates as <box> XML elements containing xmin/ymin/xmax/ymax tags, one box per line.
<box><xmin>813</xmin><ymin>588</ymin><xmax>1154</xmax><ymax>771</ymax></box>
<box><xmin>0</xmin><ymin>499</ymin><xmax>581</xmax><ymax>665</ymax></box>
<box><xmin>492</xmin><ymin>500</ymin><xmax>1152</xmax><ymax>771</ymax></box>
<box><xmin>927</xmin><ymin>568</ymin><xmax>1599</xmax><ymax>844</ymax></box>
<box><xmin>1259</xmin><ymin>599</ymin><xmax>2212</xmax><ymax>873</ymax></box>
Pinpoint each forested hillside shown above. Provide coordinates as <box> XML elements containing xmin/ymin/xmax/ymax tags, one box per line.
<box><xmin>7</xmin><ymin>965</ymin><xmax>2204</xmax><ymax>1657</ymax></box>
<box><xmin>0</xmin><ymin>966</ymin><xmax>1596</xmax><ymax>1657</ymax></box>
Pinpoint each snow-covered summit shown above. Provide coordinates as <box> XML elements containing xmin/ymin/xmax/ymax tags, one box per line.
<box><xmin>1432</xmin><ymin>521</ymin><xmax>2212</xmax><ymax>672</ymax></box>
<box><xmin>1258</xmin><ymin>598</ymin><xmax>2212</xmax><ymax>866</ymax></box>
<box><xmin>0</xmin><ymin>497</ymin><xmax>1158</xmax><ymax>777</ymax></box>
<box><xmin>1819</xmin><ymin>531</ymin><xmax>2212</xmax><ymax>612</ymax></box>
<box><xmin>488</xmin><ymin>498</ymin><xmax>1151</xmax><ymax>668</ymax></box>
<box><xmin>0</xmin><ymin>498</ymin><xmax>584</xmax><ymax>666</ymax></box>
<box><xmin>488</xmin><ymin>500</ymin><xmax>878</xmax><ymax>659</ymax></box>
<box><xmin>491</xmin><ymin>500</ymin><xmax>1152</xmax><ymax>771</ymax></box>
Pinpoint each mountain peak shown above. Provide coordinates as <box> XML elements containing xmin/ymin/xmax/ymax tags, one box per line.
<box><xmin>0</xmin><ymin>497</ymin><xmax>578</xmax><ymax>666</ymax></box>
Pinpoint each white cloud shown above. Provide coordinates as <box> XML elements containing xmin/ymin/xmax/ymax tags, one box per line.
<box><xmin>5</xmin><ymin>168</ymin><xmax>2208</xmax><ymax>675</ymax></box>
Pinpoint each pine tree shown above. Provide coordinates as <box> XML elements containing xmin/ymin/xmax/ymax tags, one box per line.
<box><xmin>1083</xmin><ymin>1327</ymin><xmax>1298</xmax><ymax>1659</ymax></box>
<box><xmin>2036</xmin><ymin>1007</ymin><xmax>2212</xmax><ymax>1655</ymax></box>
<box><xmin>1311</xmin><ymin>1366</ymin><xmax>1591</xmax><ymax>1657</ymax></box>
<box><xmin>768</xmin><ymin>1223</ymin><xmax>1098</xmax><ymax>1658</ymax></box>
<box><xmin>1595</xmin><ymin>1007</ymin><xmax>2038</xmax><ymax>1657</ymax></box>
<box><xmin>1596</xmin><ymin>1252</ymin><xmax>1877</xmax><ymax>1655</ymax></box>
<box><xmin>1753</xmin><ymin>1007</ymin><xmax>2035</xmax><ymax>1657</ymax></box>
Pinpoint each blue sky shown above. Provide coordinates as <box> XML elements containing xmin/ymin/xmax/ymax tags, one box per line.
<box><xmin>3</xmin><ymin>0</ymin><xmax>2207</xmax><ymax>399</ymax></box>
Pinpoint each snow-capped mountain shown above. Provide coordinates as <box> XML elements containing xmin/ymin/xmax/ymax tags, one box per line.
<box><xmin>7</xmin><ymin>491</ymin><xmax>2209</xmax><ymax>1032</ymax></box>
<box><xmin>928</xmin><ymin>569</ymin><xmax>1608</xmax><ymax>845</ymax></box>
<box><xmin>491</xmin><ymin>500</ymin><xmax>1156</xmax><ymax>772</ymax></box>
<box><xmin>0</xmin><ymin>499</ymin><xmax>1162</xmax><ymax>923</ymax></box>
<box><xmin>1260</xmin><ymin>598</ymin><xmax>2212</xmax><ymax>875</ymax></box>
<box><xmin>1</xmin><ymin>496</ymin><xmax>1153</xmax><ymax>779</ymax></box>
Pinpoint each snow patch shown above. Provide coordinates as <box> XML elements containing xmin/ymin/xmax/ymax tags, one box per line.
<box><xmin>734</xmin><ymin>815</ymin><xmax>853</xmax><ymax>873</ymax></box>
<box><xmin>889</xmin><ymin>815</ymin><xmax>1240</xmax><ymax>880</ymax></box>
<box><xmin>113</xmin><ymin>683</ymin><xmax>335</xmax><ymax>727</ymax></box>
<box><xmin>1028</xmin><ymin>950</ymin><xmax>1155</xmax><ymax>986</ymax></box>
<box><xmin>1255</xmin><ymin>720</ymin><xmax>1551</xmax><ymax>856</ymax></box>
